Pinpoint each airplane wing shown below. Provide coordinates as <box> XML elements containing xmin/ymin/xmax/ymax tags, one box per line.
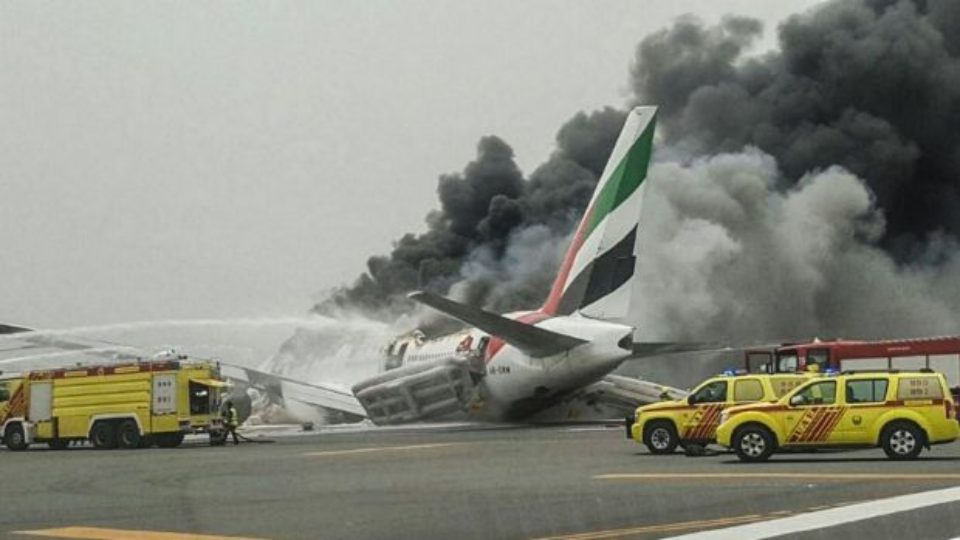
<box><xmin>0</xmin><ymin>323</ymin><xmax>142</xmax><ymax>368</ymax></box>
<box><xmin>581</xmin><ymin>374</ymin><xmax>687</xmax><ymax>407</ymax></box>
<box><xmin>527</xmin><ymin>374</ymin><xmax>688</xmax><ymax>423</ymax></box>
<box><xmin>220</xmin><ymin>362</ymin><xmax>366</xmax><ymax>418</ymax></box>
<box><xmin>408</xmin><ymin>291</ymin><xmax>587</xmax><ymax>357</ymax></box>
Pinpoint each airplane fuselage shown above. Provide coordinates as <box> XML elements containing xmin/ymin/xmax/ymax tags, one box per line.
<box><xmin>384</xmin><ymin>312</ymin><xmax>634</xmax><ymax>420</ymax></box>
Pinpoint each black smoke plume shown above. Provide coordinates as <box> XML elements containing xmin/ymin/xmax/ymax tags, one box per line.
<box><xmin>315</xmin><ymin>108</ymin><xmax>627</xmax><ymax>322</ymax></box>
<box><xmin>633</xmin><ymin>0</ymin><xmax>960</xmax><ymax>253</ymax></box>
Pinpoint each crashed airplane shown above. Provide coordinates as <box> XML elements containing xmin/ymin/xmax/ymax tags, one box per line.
<box><xmin>228</xmin><ymin>106</ymin><xmax>698</xmax><ymax>425</ymax></box>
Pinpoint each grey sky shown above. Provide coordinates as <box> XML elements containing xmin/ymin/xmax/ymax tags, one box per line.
<box><xmin>1</xmin><ymin>1</ymin><xmax>823</xmax><ymax>329</ymax></box>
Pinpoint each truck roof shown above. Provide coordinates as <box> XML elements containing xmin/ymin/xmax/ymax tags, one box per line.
<box><xmin>23</xmin><ymin>359</ymin><xmax>216</xmax><ymax>380</ymax></box>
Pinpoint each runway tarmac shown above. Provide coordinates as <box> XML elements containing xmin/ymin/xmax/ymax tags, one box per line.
<box><xmin>2</xmin><ymin>424</ymin><xmax>960</xmax><ymax>539</ymax></box>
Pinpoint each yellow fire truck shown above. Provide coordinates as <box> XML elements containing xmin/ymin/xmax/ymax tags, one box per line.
<box><xmin>0</xmin><ymin>358</ymin><xmax>228</xmax><ymax>451</ymax></box>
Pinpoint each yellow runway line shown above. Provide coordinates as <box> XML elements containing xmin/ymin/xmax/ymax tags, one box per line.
<box><xmin>303</xmin><ymin>442</ymin><xmax>461</xmax><ymax>457</ymax></box>
<box><xmin>595</xmin><ymin>472</ymin><xmax>960</xmax><ymax>481</ymax></box>
<box><xmin>14</xmin><ymin>527</ymin><xmax>265</xmax><ymax>540</ymax></box>
<box><xmin>531</xmin><ymin>513</ymin><xmax>766</xmax><ymax>540</ymax></box>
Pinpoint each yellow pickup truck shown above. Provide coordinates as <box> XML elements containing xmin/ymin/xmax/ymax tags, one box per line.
<box><xmin>716</xmin><ymin>371</ymin><xmax>960</xmax><ymax>461</ymax></box>
<box><xmin>630</xmin><ymin>372</ymin><xmax>813</xmax><ymax>454</ymax></box>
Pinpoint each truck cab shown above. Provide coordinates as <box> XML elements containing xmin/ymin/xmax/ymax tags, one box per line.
<box><xmin>0</xmin><ymin>376</ymin><xmax>23</xmax><ymax>419</ymax></box>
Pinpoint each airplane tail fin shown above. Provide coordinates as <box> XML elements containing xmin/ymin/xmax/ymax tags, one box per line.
<box><xmin>541</xmin><ymin>106</ymin><xmax>657</xmax><ymax>322</ymax></box>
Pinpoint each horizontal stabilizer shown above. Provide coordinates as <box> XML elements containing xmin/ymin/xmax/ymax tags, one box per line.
<box><xmin>0</xmin><ymin>323</ymin><xmax>32</xmax><ymax>335</ymax></box>
<box><xmin>409</xmin><ymin>291</ymin><xmax>587</xmax><ymax>358</ymax></box>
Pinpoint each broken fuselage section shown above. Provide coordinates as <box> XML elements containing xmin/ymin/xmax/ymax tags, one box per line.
<box><xmin>352</xmin><ymin>328</ymin><xmax>489</xmax><ymax>424</ymax></box>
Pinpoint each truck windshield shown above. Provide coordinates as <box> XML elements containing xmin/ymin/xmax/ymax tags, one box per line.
<box><xmin>777</xmin><ymin>352</ymin><xmax>799</xmax><ymax>372</ymax></box>
<box><xmin>189</xmin><ymin>381</ymin><xmax>213</xmax><ymax>414</ymax></box>
<box><xmin>807</xmin><ymin>348</ymin><xmax>830</xmax><ymax>371</ymax></box>
<box><xmin>746</xmin><ymin>351</ymin><xmax>773</xmax><ymax>373</ymax></box>
<box><xmin>0</xmin><ymin>383</ymin><xmax>8</xmax><ymax>402</ymax></box>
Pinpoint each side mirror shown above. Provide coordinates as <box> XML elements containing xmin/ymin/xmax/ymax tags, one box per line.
<box><xmin>686</xmin><ymin>395</ymin><xmax>695</xmax><ymax>405</ymax></box>
<box><xmin>789</xmin><ymin>395</ymin><xmax>804</xmax><ymax>406</ymax></box>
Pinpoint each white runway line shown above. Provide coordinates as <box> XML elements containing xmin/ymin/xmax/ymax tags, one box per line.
<box><xmin>665</xmin><ymin>485</ymin><xmax>960</xmax><ymax>539</ymax></box>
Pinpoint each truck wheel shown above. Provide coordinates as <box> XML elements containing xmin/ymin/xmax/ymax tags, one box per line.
<box><xmin>881</xmin><ymin>421</ymin><xmax>924</xmax><ymax>460</ymax></box>
<box><xmin>48</xmin><ymin>438</ymin><xmax>70</xmax><ymax>450</ymax></box>
<box><xmin>643</xmin><ymin>421</ymin><xmax>679</xmax><ymax>454</ymax></box>
<box><xmin>4</xmin><ymin>424</ymin><xmax>29</xmax><ymax>451</ymax></box>
<box><xmin>733</xmin><ymin>425</ymin><xmax>775</xmax><ymax>462</ymax></box>
<box><xmin>116</xmin><ymin>420</ymin><xmax>141</xmax><ymax>449</ymax></box>
<box><xmin>90</xmin><ymin>422</ymin><xmax>117</xmax><ymax>449</ymax></box>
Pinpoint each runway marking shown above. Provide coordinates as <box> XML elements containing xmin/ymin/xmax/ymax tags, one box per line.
<box><xmin>534</xmin><ymin>499</ymin><xmax>888</xmax><ymax>540</ymax></box>
<box><xmin>302</xmin><ymin>442</ymin><xmax>461</xmax><ymax>457</ymax></box>
<box><xmin>595</xmin><ymin>472</ymin><xmax>960</xmax><ymax>481</ymax></box>
<box><xmin>13</xmin><ymin>527</ymin><xmax>265</xmax><ymax>539</ymax></box>
<box><xmin>531</xmin><ymin>513</ymin><xmax>766</xmax><ymax>539</ymax></box>
<box><xmin>663</xmin><ymin>485</ymin><xmax>960</xmax><ymax>539</ymax></box>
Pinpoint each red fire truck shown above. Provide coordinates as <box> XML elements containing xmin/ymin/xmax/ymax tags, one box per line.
<box><xmin>744</xmin><ymin>336</ymin><xmax>960</xmax><ymax>388</ymax></box>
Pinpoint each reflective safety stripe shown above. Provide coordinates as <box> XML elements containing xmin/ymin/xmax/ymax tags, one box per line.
<box><xmin>788</xmin><ymin>407</ymin><xmax>846</xmax><ymax>443</ymax></box>
<box><xmin>682</xmin><ymin>404</ymin><xmax>724</xmax><ymax>440</ymax></box>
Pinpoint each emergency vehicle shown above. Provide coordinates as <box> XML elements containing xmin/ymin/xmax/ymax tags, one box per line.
<box><xmin>629</xmin><ymin>372</ymin><xmax>814</xmax><ymax>454</ymax></box>
<box><xmin>716</xmin><ymin>370</ymin><xmax>960</xmax><ymax>462</ymax></box>
<box><xmin>0</xmin><ymin>357</ymin><xmax>228</xmax><ymax>451</ymax></box>
<box><xmin>744</xmin><ymin>337</ymin><xmax>960</xmax><ymax>387</ymax></box>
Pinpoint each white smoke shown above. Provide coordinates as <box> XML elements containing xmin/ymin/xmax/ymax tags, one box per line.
<box><xmin>264</xmin><ymin>312</ymin><xmax>396</xmax><ymax>386</ymax></box>
<box><xmin>635</xmin><ymin>148</ymin><xmax>960</xmax><ymax>343</ymax></box>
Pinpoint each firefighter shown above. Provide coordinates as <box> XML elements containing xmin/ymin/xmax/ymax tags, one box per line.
<box><xmin>223</xmin><ymin>400</ymin><xmax>239</xmax><ymax>445</ymax></box>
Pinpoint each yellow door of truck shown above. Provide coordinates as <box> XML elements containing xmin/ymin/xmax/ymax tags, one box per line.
<box><xmin>681</xmin><ymin>379</ymin><xmax>728</xmax><ymax>440</ymax></box>
<box><xmin>838</xmin><ymin>378</ymin><xmax>889</xmax><ymax>444</ymax></box>
<box><xmin>783</xmin><ymin>380</ymin><xmax>844</xmax><ymax>445</ymax></box>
